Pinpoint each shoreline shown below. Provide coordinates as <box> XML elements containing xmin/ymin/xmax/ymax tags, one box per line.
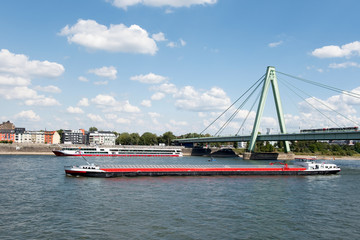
<box><xmin>0</xmin><ymin>151</ymin><xmax>360</xmax><ymax>160</ymax></box>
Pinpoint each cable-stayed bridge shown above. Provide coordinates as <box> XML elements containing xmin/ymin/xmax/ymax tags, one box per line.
<box><xmin>175</xmin><ymin>66</ymin><xmax>360</xmax><ymax>154</ymax></box>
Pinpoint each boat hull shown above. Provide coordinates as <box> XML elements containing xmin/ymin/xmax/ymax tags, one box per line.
<box><xmin>65</xmin><ymin>166</ymin><xmax>340</xmax><ymax>178</ymax></box>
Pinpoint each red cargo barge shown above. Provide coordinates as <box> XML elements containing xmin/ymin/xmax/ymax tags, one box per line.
<box><xmin>64</xmin><ymin>159</ymin><xmax>341</xmax><ymax>178</ymax></box>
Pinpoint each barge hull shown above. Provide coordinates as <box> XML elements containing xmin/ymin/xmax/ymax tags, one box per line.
<box><xmin>65</xmin><ymin>169</ymin><xmax>340</xmax><ymax>178</ymax></box>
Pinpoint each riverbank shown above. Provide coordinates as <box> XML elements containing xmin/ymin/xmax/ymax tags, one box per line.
<box><xmin>1</xmin><ymin>143</ymin><xmax>360</xmax><ymax>159</ymax></box>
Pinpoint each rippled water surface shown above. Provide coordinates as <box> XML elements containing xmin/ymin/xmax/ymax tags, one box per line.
<box><xmin>1</xmin><ymin>155</ymin><xmax>360</xmax><ymax>240</ymax></box>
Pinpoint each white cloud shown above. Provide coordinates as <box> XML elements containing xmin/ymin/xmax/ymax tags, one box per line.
<box><xmin>109</xmin><ymin>0</ymin><xmax>217</xmax><ymax>9</ymax></box>
<box><xmin>14</xmin><ymin>110</ymin><xmax>40</xmax><ymax>122</ymax></box>
<box><xmin>87</xmin><ymin>113</ymin><xmax>104</xmax><ymax>122</ymax></box>
<box><xmin>91</xmin><ymin>94</ymin><xmax>140</xmax><ymax>113</ymax></box>
<box><xmin>78</xmin><ymin>98</ymin><xmax>89</xmax><ymax>106</ymax></box>
<box><xmin>34</xmin><ymin>85</ymin><xmax>61</xmax><ymax>93</ymax></box>
<box><xmin>25</xmin><ymin>96</ymin><xmax>61</xmax><ymax>106</ymax></box>
<box><xmin>141</xmin><ymin>100</ymin><xmax>152</xmax><ymax>107</ymax></box>
<box><xmin>268</xmin><ymin>40</ymin><xmax>283</xmax><ymax>48</ymax></box>
<box><xmin>0</xmin><ymin>49</ymin><xmax>65</xmax><ymax>78</ymax></box>
<box><xmin>151</xmin><ymin>92</ymin><xmax>165</xmax><ymax>100</ymax></box>
<box><xmin>0</xmin><ymin>86</ymin><xmax>38</xmax><ymax>100</ymax></box>
<box><xmin>89</xmin><ymin>66</ymin><xmax>117</xmax><ymax>80</ymax></box>
<box><xmin>78</xmin><ymin>76</ymin><xmax>89</xmax><ymax>82</ymax></box>
<box><xmin>169</xmin><ymin>119</ymin><xmax>187</xmax><ymax>126</ymax></box>
<box><xmin>180</xmin><ymin>38</ymin><xmax>186</xmax><ymax>47</ymax></box>
<box><xmin>60</xmin><ymin>19</ymin><xmax>158</xmax><ymax>55</ymax></box>
<box><xmin>329</xmin><ymin>62</ymin><xmax>360</xmax><ymax>69</ymax></box>
<box><xmin>151</xmin><ymin>82</ymin><xmax>177</xmax><ymax>94</ymax></box>
<box><xmin>130</xmin><ymin>72</ymin><xmax>167</xmax><ymax>84</ymax></box>
<box><xmin>311</xmin><ymin>41</ymin><xmax>360</xmax><ymax>58</ymax></box>
<box><xmin>152</xmin><ymin>32</ymin><xmax>167</xmax><ymax>42</ymax></box>
<box><xmin>167</xmin><ymin>42</ymin><xmax>176</xmax><ymax>48</ymax></box>
<box><xmin>105</xmin><ymin>113</ymin><xmax>118</xmax><ymax>119</ymax></box>
<box><xmin>67</xmin><ymin>106</ymin><xmax>84</xmax><ymax>114</ymax></box>
<box><xmin>148</xmin><ymin>112</ymin><xmax>160</xmax><ymax>118</ymax></box>
<box><xmin>0</xmin><ymin>75</ymin><xmax>30</xmax><ymax>86</ymax></box>
<box><xmin>166</xmin><ymin>39</ymin><xmax>186</xmax><ymax>48</ymax></box>
<box><xmin>91</xmin><ymin>94</ymin><xmax>117</xmax><ymax>106</ymax></box>
<box><xmin>174</xmin><ymin>86</ymin><xmax>231</xmax><ymax>111</ymax></box>
<box><xmin>116</xmin><ymin>118</ymin><xmax>131</xmax><ymax>124</ymax></box>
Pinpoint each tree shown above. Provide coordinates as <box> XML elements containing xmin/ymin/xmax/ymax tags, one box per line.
<box><xmin>140</xmin><ymin>132</ymin><xmax>158</xmax><ymax>145</ymax></box>
<box><xmin>89</xmin><ymin>127</ymin><xmax>98</xmax><ymax>132</ymax></box>
<box><xmin>161</xmin><ymin>131</ymin><xmax>176</xmax><ymax>146</ymax></box>
<box><xmin>130</xmin><ymin>133</ymin><xmax>140</xmax><ymax>145</ymax></box>
<box><xmin>116</xmin><ymin>132</ymin><xmax>132</xmax><ymax>145</ymax></box>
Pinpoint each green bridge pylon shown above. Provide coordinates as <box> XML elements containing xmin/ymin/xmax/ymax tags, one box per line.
<box><xmin>248</xmin><ymin>66</ymin><xmax>291</xmax><ymax>153</ymax></box>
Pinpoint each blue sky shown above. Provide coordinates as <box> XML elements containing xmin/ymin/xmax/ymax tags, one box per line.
<box><xmin>1</xmin><ymin>0</ymin><xmax>360</xmax><ymax>136</ymax></box>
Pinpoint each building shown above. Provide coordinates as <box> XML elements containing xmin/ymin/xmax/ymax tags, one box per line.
<box><xmin>0</xmin><ymin>120</ymin><xmax>15</xmax><ymax>130</ymax></box>
<box><xmin>0</xmin><ymin>129</ymin><xmax>15</xmax><ymax>142</ymax></box>
<box><xmin>62</xmin><ymin>129</ymin><xmax>86</xmax><ymax>144</ymax></box>
<box><xmin>45</xmin><ymin>131</ymin><xmax>61</xmax><ymax>144</ymax></box>
<box><xmin>88</xmin><ymin>131</ymin><xmax>116</xmax><ymax>145</ymax></box>
<box><xmin>14</xmin><ymin>128</ymin><xmax>31</xmax><ymax>143</ymax></box>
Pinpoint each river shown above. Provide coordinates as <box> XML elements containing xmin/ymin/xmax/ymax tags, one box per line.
<box><xmin>0</xmin><ymin>155</ymin><xmax>359</xmax><ymax>240</ymax></box>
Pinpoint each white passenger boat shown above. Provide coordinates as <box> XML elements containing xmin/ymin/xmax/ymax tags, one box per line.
<box><xmin>53</xmin><ymin>146</ymin><xmax>183</xmax><ymax>157</ymax></box>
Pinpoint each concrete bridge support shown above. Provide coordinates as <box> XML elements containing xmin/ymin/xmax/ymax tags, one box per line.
<box><xmin>248</xmin><ymin>66</ymin><xmax>290</xmax><ymax>153</ymax></box>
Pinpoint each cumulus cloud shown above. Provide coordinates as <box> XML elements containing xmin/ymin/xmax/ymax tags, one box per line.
<box><xmin>0</xmin><ymin>75</ymin><xmax>30</xmax><ymax>86</ymax></box>
<box><xmin>109</xmin><ymin>0</ymin><xmax>217</xmax><ymax>9</ymax></box>
<box><xmin>34</xmin><ymin>85</ymin><xmax>61</xmax><ymax>93</ymax></box>
<box><xmin>130</xmin><ymin>72</ymin><xmax>167</xmax><ymax>84</ymax></box>
<box><xmin>60</xmin><ymin>19</ymin><xmax>158</xmax><ymax>55</ymax></box>
<box><xmin>311</xmin><ymin>41</ymin><xmax>360</xmax><ymax>58</ymax></box>
<box><xmin>174</xmin><ymin>86</ymin><xmax>231</xmax><ymax>111</ymax></box>
<box><xmin>67</xmin><ymin>106</ymin><xmax>84</xmax><ymax>114</ymax></box>
<box><xmin>87</xmin><ymin>113</ymin><xmax>104</xmax><ymax>122</ymax></box>
<box><xmin>152</xmin><ymin>32</ymin><xmax>167</xmax><ymax>42</ymax></box>
<box><xmin>141</xmin><ymin>100</ymin><xmax>152</xmax><ymax>107</ymax></box>
<box><xmin>169</xmin><ymin>119</ymin><xmax>187</xmax><ymax>126</ymax></box>
<box><xmin>0</xmin><ymin>86</ymin><xmax>38</xmax><ymax>100</ymax></box>
<box><xmin>0</xmin><ymin>49</ymin><xmax>64</xmax><ymax>107</ymax></box>
<box><xmin>78</xmin><ymin>76</ymin><xmax>89</xmax><ymax>82</ymax></box>
<box><xmin>78</xmin><ymin>98</ymin><xmax>89</xmax><ymax>107</ymax></box>
<box><xmin>14</xmin><ymin>110</ymin><xmax>40</xmax><ymax>122</ymax></box>
<box><xmin>151</xmin><ymin>92</ymin><xmax>165</xmax><ymax>100</ymax></box>
<box><xmin>24</xmin><ymin>96</ymin><xmax>61</xmax><ymax>106</ymax></box>
<box><xmin>91</xmin><ymin>94</ymin><xmax>140</xmax><ymax>113</ymax></box>
<box><xmin>0</xmin><ymin>49</ymin><xmax>65</xmax><ymax>78</ymax></box>
<box><xmin>150</xmin><ymin>82</ymin><xmax>177</xmax><ymax>94</ymax></box>
<box><xmin>167</xmin><ymin>39</ymin><xmax>186</xmax><ymax>48</ymax></box>
<box><xmin>89</xmin><ymin>66</ymin><xmax>117</xmax><ymax>80</ymax></box>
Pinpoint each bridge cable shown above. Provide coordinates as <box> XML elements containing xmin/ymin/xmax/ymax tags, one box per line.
<box><xmin>278</xmin><ymin>76</ymin><xmax>359</xmax><ymax>126</ymax></box>
<box><xmin>276</xmin><ymin>71</ymin><xmax>360</xmax><ymax>100</ymax></box>
<box><xmin>199</xmin><ymin>74</ymin><xmax>265</xmax><ymax>135</ymax></box>
<box><xmin>215</xmin><ymin>78</ymin><xmax>264</xmax><ymax>136</ymax></box>
<box><xmin>278</xmin><ymin>77</ymin><xmax>342</xmax><ymax>128</ymax></box>
<box><xmin>235</xmin><ymin>90</ymin><xmax>262</xmax><ymax>136</ymax></box>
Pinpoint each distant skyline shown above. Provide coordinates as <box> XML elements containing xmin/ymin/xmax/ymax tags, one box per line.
<box><xmin>1</xmin><ymin>0</ymin><xmax>360</xmax><ymax>135</ymax></box>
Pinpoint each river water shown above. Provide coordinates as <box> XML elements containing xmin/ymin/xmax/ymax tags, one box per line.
<box><xmin>0</xmin><ymin>155</ymin><xmax>359</xmax><ymax>240</ymax></box>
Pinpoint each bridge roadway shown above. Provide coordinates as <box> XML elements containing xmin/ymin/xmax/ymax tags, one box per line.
<box><xmin>175</xmin><ymin>131</ymin><xmax>360</xmax><ymax>143</ymax></box>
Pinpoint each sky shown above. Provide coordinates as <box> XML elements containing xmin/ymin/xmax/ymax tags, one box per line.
<box><xmin>1</xmin><ymin>0</ymin><xmax>360</xmax><ymax>136</ymax></box>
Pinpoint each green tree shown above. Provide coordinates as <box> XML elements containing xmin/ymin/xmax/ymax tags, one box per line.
<box><xmin>116</xmin><ymin>132</ymin><xmax>132</xmax><ymax>145</ymax></box>
<box><xmin>140</xmin><ymin>132</ymin><xmax>158</xmax><ymax>145</ymax></box>
<box><xmin>161</xmin><ymin>131</ymin><xmax>176</xmax><ymax>146</ymax></box>
<box><xmin>89</xmin><ymin>127</ymin><xmax>98</xmax><ymax>132</ymax></box>
<box><xmin>130</xmin><ymin>133</ymin><xmax>140</xmax><ymax>145</ymax></box>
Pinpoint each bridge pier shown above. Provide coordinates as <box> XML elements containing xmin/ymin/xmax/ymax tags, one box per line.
<box><xmin>243</xmin><ymin>152</ymin><xmax>294</xmax><ymax>160</ymax></box>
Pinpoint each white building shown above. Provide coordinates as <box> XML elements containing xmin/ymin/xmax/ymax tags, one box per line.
<box><xmin>88</xmin><ymin>131</ymin><xmax>116</xmax><ymax>145</ymax></box>
<box><xmin>15</xmin><ymin>132</ymin><xmax>32</xmax><ymax>143</ymax></box>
